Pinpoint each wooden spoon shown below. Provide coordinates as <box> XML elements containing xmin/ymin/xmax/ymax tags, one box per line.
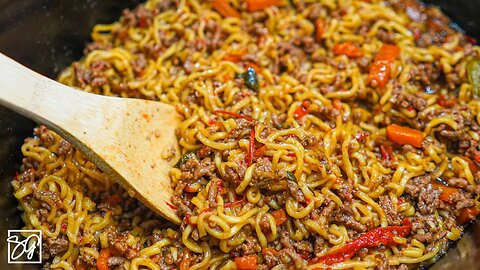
<box><xmin>0</xmin><ymin>53</ymin><xmax>182</xmax><ymax>224</ymax></box>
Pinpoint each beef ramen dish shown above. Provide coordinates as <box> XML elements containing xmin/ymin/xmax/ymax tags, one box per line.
<box><xmin>11</xmin><ymin>0</ymin><xmax>480</xmax><ymax>269</ymax></box>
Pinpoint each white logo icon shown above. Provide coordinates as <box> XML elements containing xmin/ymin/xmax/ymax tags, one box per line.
<box><xmin>7</xmin><ymin>230</ymin><xmax>42</xmax><ymax>264</ymax></box>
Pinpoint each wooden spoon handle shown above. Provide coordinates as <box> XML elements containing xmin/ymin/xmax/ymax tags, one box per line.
<box><xmin>0</xmin><ymin>53</ymin><xmax>98</xmax><ymax>128</ymax></box>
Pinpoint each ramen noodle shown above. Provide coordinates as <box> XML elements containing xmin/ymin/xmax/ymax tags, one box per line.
<box><xmin>11</xmin><ymin>0</ymin><xmax>480</xmax><ymax>269</ymax></box>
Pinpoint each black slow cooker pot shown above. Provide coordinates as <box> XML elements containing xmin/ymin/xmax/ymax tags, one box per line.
<box><xmin>0</xmin><ymin>0</ymin><xmax>478</xmax><ymax>269</ymax></box>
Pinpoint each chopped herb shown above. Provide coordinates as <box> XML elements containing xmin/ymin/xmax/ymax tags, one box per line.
<box><xmin>424</xmin><ymin>85</ymin><xmax>435</xmax><ymax>95</ymax></box>
<box><xmin>467</xmin><ymin>58</ymin><xmax>480</xmax><ymax>98</ymax></box>
<box><xmin>236</xmin><ymin>67</ymin><xmax>259</xmax><ymax>91</ymax></box>
<box><xmin>286</xmin><ymin>171</ymin><xmax>297</xmax><ymax>182</ymax></box>
<box><xmin>174</xmin><ymin>151</ymin><xmax>196</xmax><ymax>168</ymax></box>
<box><xmin>435</xmin><ymin>177</ymin><xmax>449</xmax><ymax>186</ymax></box>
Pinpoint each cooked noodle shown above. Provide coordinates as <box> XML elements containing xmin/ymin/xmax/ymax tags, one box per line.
<box><xmin>12</xmin><ymin>0</ymin><xmax>480</xmax><ymax>269</ymax></box>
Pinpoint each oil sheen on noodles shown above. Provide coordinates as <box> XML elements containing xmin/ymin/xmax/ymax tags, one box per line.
<box><xmin>11</xmin><ymin>0</ymin><xmax>480</xmax><ymax>269</ymax></box>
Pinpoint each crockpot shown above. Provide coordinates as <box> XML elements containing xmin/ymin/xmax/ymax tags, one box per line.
<box><xmin>0</xmin><ymin>0</ymin><xmax>478</xmax><ymax>269</ymax></box>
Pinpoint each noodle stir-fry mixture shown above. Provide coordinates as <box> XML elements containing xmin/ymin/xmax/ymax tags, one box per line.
<box><xmin>12</xmin><ymin>0</ymin><xmax>480</xmax><ymax>269</ymax></box>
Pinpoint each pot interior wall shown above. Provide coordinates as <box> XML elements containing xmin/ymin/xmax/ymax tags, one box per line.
<box><xmin>0</xmin><ymin>0</ymin><xmax>478</xmax><ymax>268</ymax></box>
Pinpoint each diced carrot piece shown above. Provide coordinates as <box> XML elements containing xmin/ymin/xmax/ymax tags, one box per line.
<box><xmin>333</xmin><ymin>42</ymin><xmax>363</xmax><ymax>58</ymax></box>
<box><xmin>368</xmin><ymin>44</ymin><xmax>400</xmax><ymax>88</ymax></box>
<box><xmin>431</xmin><ymin>181</ymin><xmax>460</xmax><ymax>203</ymax></box>
<box><xmin>211</xmin><ymin>0</ymin><xmax>241</xmax><ymax>18</ymax></box>
<box><xmin>223</xmin><ymin>49</ymin><xmax>247</xmax><ymax>62</ymax></box>
<box><xmin>460</xmin><ymin>156</ymin><xmax>480</xmax><ymax>174</ymax></box>
<box><xmin>271</xmin><ymin>208</ymin><xmax>287</xmax><ymax>225</ymax></box>
<box><xmin>315</xmin><ymin>18</ymin><xmax>324</xmax><ymax>42</ymax></box>
<box><xmin>246</xmin><ymin>0</ymin><xmax>281</xmax><ymax>12</ymax></box>
<box><xmin>457</xmin><ymin>206</ymin><xmax>479</xmax><ymax>225</ymax></box>
<box><xmin>179</xmin><ymin>250</ymin><xmax>192</xmax><ymax>270</ymax></box>
<box><xmin>333</xmin><ymin>99</ymin><xmax>342</xmax><ymax>111</ymax></box>
<box><xmin>97</xmin><ymin>249</ymin><xmax>111</xmax><ymax>270</ymax></box>
<box><xmin>223</xmin><ymin>74</ymin><xmax>234</xmax><ymax>81</ymax></box>
<box><xmin>262</xmin><ymin>247</ymin><xmax>279</xmax><ymax>256</ymax></box>
<box><xmin>386</xmin><ymin>124</ymin><xmax>423</xmax><ymax>148</ymax></box>
<box><xmin>234</xmin><ymin>255</ymin><xmax>258</xmax><ymax>270</ymax></box>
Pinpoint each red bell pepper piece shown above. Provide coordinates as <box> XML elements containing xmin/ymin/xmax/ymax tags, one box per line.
<box><xmin>166</xmin><ymin>202</ymin><xmax>178</xmax><ymax>210</ymax></box>
<box><xmin>355</xmin><ymin>132</ymin><xmax>369</xmax><ymax>142</ymax></box>
<box><xmin>380</xmin><ymin>144</ymin><xmax>393</xmax><ymax>161</ymax></box>
<box><xmin>293</xmin><ymin>100</ymin><xmax>311</xmax><ymax>120</ymax></box>
<box><xmin>246</xmin><ymin>128</ymin><xmax>255</xmax><ymax>165</ymax></box>
<box><xmin>437</xmin><ymin>95</ymin><xmax>457</xmax><ymax>108</ymax></box>
<box><xmin>253</xmin><ymin>145</ymin><xmax>266</xmax><ymax>158</ymax></box>
<box><xmin>308</xmin><ymin>219</ymin><xmax>412</xmax><ymax>265</ymax></box>
<box><xmin>224</xmin><ymin>195</ymin><xmax>245</xmax><ymax>208</ymax></box>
